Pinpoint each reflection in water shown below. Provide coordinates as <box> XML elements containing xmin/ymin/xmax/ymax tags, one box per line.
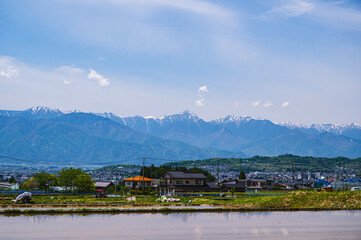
<box><xmin>0</xmin><ymin>211</ymin><xmax>360</xmax><ymax>240</ymax></box>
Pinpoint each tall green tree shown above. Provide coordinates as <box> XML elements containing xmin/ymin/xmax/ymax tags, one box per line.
<box><xmin>21</xmin><ymin>178</ymin><xmax>37</xmax><ymax>190</ymax></box>
<box><xmin>239</xmin><ymin>171</ymin><xmax>246</xmax><ymax>179</ymax></box>
<box><xmin>57</xmin><ymin>168</ymin><xmax>95</xmax><ymax>192</ymax></box>
<box><xmin>74</xmin><ymin>173</ymin><xmax>95</xmax><ymax>193</ymax></box>
<box><xmin>34</xmin><ymin>171</ymin><xmax>57</xmax><ymax>191</ymax></box>
<box><xmin>57</xmin><ymin>168</ymin><xmax>83</xmax><ymax>191</ymax></box>
<box><xmin>8</xmin><ymin>176</ymin><xmax>17</xmax><ymax>183</ymax></box>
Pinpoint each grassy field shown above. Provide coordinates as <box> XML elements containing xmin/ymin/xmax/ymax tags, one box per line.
<box><xmin>1</xmin><ymin>190</ymin><xmax>361</xmax><ymax>211</ymax></box>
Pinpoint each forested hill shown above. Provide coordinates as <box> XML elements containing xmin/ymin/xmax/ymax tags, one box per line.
<box><xmin>161</xmin><ymin>155</ymin><xmax>361</xmax><ymax>174</ymax></box>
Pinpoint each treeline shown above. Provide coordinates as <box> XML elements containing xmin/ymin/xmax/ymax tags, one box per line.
<box><xmin>140</xmin><ymin>165</ymin><xmax>215</xmax><ymax>182</ymax></box>
<box><xmin>22</xmin><ymin>168</ymin><xmax>95</xmax><ymax>192</ymax></box>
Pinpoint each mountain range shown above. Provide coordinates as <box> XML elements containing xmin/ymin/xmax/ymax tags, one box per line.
<box><xmin>0</xmin><ymin>106</ymin><xmax>360</xmax><ymax>165</ymax></box>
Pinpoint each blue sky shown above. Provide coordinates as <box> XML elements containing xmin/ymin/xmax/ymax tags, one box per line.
<box><xmin>0</xmin><ymin>0</ymin><xmax>360</xmax><ymax>124</ymax></box>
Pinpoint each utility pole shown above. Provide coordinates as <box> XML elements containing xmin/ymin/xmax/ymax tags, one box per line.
<box><xmin>291</xmin><ymin>162</ymin><xmax>295</xmax><ymax>189</ymax></box>
<box><xmin>114</xmin><ymin>174</ymin><xmax>117</xmax><ymax>195</ymax></box>
<box><xmin>120</xmin><ymin>178</ymin><xmax>122</xmax><ymax>196</ymax></box>
<box><xmin>217</xmin><ymin>159</ymin><xmax>220</xmax><ymax>193</ymax></box>
<box><xmin>142</xmin><ymin>157</ymin><xmax>145</xmax><ymax>191</ymax></box>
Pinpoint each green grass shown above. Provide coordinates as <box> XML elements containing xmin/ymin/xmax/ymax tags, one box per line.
<box><xmin>1</xmin><ymin>191</ymin><xmax>360</xmax><ymax>210</ymax></box>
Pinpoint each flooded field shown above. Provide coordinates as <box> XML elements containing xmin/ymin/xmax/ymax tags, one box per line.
<box><xmin>0</xmin><ymin>205</ymin><xmax>220</xmax><ymax>212</ymax></box>
<box><xmin>1</xmin><ymin>211</ymin><xmax>360</xmax><ymax>239</ymax></box>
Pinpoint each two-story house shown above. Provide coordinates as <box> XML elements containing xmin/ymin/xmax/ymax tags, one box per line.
<box><xmin>159</xmin><ymin>171</ymin><xmax>217</xmax><ymax>193</ymax></box>
<box><xmin>220</xmin><ymin>178</ymin><xmax>274</xmax><ymax>192</ymax></box>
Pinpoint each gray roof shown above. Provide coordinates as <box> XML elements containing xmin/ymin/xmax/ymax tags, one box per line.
<box><xmin>95</xmin><ymin>182</ymin><xmax>113</xmax><ymax>188</ymax></box>
<box><xmin>0</xmin><ymin>182</ymin><xmax>12</xmax><ymax>187</ymax></box>
<box><xmin>205</xmin><ymin>182</ymin><xmax>218</xmax><ymax>189</ymax></box>
<box><xmin>221</xmin><ymin>183</ymin><xmax>246</xmax><ymax>189</ymax></box>
<box><xmin>164</xmin><ymin>171</ymin><xmax>206</xmax><ymax>179</ymax></box>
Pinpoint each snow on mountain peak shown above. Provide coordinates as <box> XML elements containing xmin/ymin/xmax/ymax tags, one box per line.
<box><xmin>275</xmin><ymin>122</ymin><xmax>309</xmax><ymax>129</ymax></box>
<box><xmin>214</xmin><ymin>115</ymin><xmax>264</xmax><ymax>124</ymax></box>
<box><xmin>180</xmin><ymin>110</ymin><xmax>198</xmax><ymax>118</ymax></box>
<box><xmin>29</xmin><ymin>106</ymin><xmax>63</xmax><ymax>113</ymax></box>
<box><xmin>96</xmin><ymin>112</ymin><xmax>120</xmax><ymax>119</ymax></box>
<box><xmin>163</xmin><ymin>110</ymin><xmax>199</xmax><ymax>121</ymax></box>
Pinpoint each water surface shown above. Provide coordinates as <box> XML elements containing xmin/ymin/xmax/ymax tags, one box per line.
<box><xmin>1</xmin><ymin>211</ymin><xmax>360</xmax><ymax>239</ymax></box>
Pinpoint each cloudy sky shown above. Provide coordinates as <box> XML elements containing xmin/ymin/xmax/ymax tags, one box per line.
<box><xmin>0</xmin><ymin>0</ymin><xmax>360</xmax><ymax>124</ymax></box>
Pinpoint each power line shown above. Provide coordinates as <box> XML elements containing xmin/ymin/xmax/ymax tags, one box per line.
<box><xmin>0</xmin><ymin>156</ymin><xmax>58</xmax><ymax>165</ymax></box>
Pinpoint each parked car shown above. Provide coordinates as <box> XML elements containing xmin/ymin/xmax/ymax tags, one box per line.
<box><xmin>351</xmin><ymin>187</ymin><xmax>360</xmax><ymax>191</ymax></box>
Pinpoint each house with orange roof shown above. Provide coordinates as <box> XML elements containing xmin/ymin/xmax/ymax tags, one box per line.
<box><xmin>124</xmin><ymin>176</ymin><xmax>154</xmax><ymax>189</ymax></box>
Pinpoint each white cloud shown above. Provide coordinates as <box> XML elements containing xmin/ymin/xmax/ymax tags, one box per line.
<box><xmin>196</xmin><ymin>85</ymin><xmax>208</xmax><ymax>107</ymax></box>
<box><xmin>252</xmin><ymin>100</ymin><xmax>274</xmax><ymax>107</ymax></box>
<box><xmin>252</xmin><ymin>100</ymin><xmax>261</xmax><ymax>107</ymax></box>
<box><xmin>234</xmin><ymin>101</ymin><xmax>239</xmax><ymax>107</ymax></box>
<box><xmin>87</xmin><ymin>69</ymin><xmax>110</xmax><ymax>87</ymax></box>
<box><xmin>55</xmin><ymin>66</ymin><xmax>85</xmax><ymax>87</ymax></box>
<box><xmin>152</xmin><ymin>0</ymin><xmax>233</xmax><ymax>19</ymax></box>
<box><xmin>0</xmin><ymin>66</ymin><xmax>19</xmax><ymax>79</ymax></box>
<box><xmin>263</xmin><ymin>101</ymin><xmax>273</xmax><ymax>108</ymax></box>
<box><xmin>282</xmin><ymin>101</ymin><xmax>290</xmax><ymax>108</ymax></box>
<box><xmin>266</xmin><ymin>0</ymin><xmax>315</xmax><ymax>19</ymax></box>
<box><xmin>195</xmin><ymin>98</ymin><xmax>204</xmax><ymax>107</ymax></box>
<box><xmin>0</xmin><ymin>56</ymin><xmax>201</xmax><ymax>117</ymax></box>
<box><xmin>264</xmin><ymin>0</ymin><xmax>361</xmax><ymax>31</ymax></box>
<box><xmin>28</xmin><ymin>0</ymin><xmax>237</xmax><ymax>57</ymax></box>
<box><xmin>312</xmin><ymin>1</ymin><xmax>361</xmax><ymax>31</ymax></box>
<box><xmin>198</xmin><ymin>85</ymin><xmax>209</xmax><ymax>94</ymax></box>
<box><xmin>98</xmin><ymin>0</ymin><xmax>234</xmax><ymax>20</ymax></box>
<box><xmin>0</xmin><ymin>57</ymin><xmax>20</xmax><ymax>79</ymax></box>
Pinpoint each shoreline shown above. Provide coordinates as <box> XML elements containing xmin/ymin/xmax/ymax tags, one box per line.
<box><xmin>1</xmin><ymin>206</ymin><xmax>361</xmax><ymax>215</ymax></box>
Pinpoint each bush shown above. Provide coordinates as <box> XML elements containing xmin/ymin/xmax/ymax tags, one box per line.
<box><xmin>121</xmin><ymin>186</ymin><xmax>130</xmax><ymax>194</ymax></box>
<box><xmin>129</xmin><ymin>187</ymin><xmax>155</xmax><ymax>195</ymax></box>
<box><xmin>129</xmin><ymin>189</ymin><xmax>143</xmax><ymax>195</ymax></box>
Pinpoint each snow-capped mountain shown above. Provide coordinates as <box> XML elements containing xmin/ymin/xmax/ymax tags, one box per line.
<box><xmin>213</xmin><ymin>115</ymin><xmax>264</xmax><ymax>125</ymax></box>
<box><xmin>277</xmin><ymin>122</ymin><xmax>361</xmax><ymax>141</ymax></box>
<box><xmin>310</xmin><ymin>123</ymin><xmax>361</xmax><ymax>134</ymax></box>
<box><xmin>101</xmin><ymin>110</ymin><xmax>360</xmax><ymax>158</ymax></box>
<box><xmin>0</xmin><ymin>110</ymin><xmax>242</xmax><ymax>165</ymax></box>
<box><xmin>0</xmin><ymin>106</ymin><xmax>65</xmax><ymax>120</ymax></box>
<box><xmin>276</xmin><ymin>122</ymin><xmax>309</xmax><ymax>129</ymax></box>
<box><xmin>1</xmin><ymin>106</ymin><xmax>360</xmax><ymax>159</ymax></box>
<box><xmin>25</xmin><ymin>106</ymin><xmax>65</xmax><ymax>119</ymax></box>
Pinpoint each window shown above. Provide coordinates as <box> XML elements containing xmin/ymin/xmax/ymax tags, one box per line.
<box><xmin>185</xmin><ymin>181</ymin><xmax>189</xmax><ymax>184</ymax></box>
<box><xmin>176</xmin><ymin>181</ymin><xmax>183</xmax><ymax>184</ymax></box>
<box><xmin>196</xmin><ymin>179</ymin><xmax>202</xmax><ymax>185</ymax></box>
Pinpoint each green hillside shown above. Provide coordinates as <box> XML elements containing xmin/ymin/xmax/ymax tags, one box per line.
<box><xmin>162</xmin><ymin>154</ymin><xmax>361</xmax><ymax>174</ymax></box>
